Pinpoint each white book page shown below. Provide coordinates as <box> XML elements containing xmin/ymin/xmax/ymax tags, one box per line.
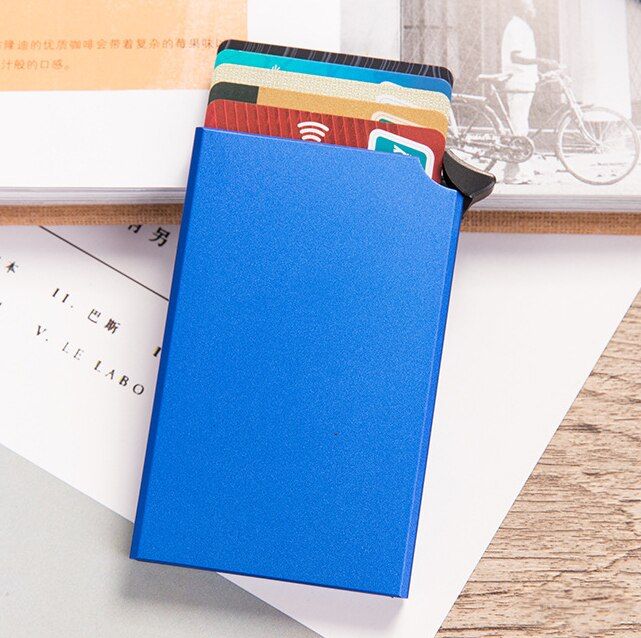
<box><xmin>0</xmin><ymin>0</ymin><xmax>342</xmax><ymax>194</ymax></box>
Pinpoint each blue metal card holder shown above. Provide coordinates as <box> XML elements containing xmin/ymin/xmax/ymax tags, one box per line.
<box><xmin>130</xmin><ymin>127</ymin><xmax>494</xmax><ymax>598</ymax></box>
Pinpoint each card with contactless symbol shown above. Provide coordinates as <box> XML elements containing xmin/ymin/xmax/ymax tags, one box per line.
<box><xmin>204</xmin><ymin>100</ymin><xmax>444</xmax><ymax>180</ymax></box>
<box><xmin>214</xmin><ymin>49</ymin><xmax>452</xmax><ymax>99</ymax></box>
<box><xmin>208</xmin><ymin>82</ymin><xmax>450</xmax><ymax>136</ymax></box>
<box><xmin>211</xmin><ymin>64</ymin><xmax>452</xmax><ymax>117</ymax></box>
<box><xmin>217</xmin><ymin>39</ymin><xmax>454</xmax><ymax>88</ymax></box>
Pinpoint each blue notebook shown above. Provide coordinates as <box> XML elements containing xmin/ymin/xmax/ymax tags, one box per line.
<box><xmin>131</xmin><ymin>127</ymin><xmax>464</xmax><ymax>598</ymax></box>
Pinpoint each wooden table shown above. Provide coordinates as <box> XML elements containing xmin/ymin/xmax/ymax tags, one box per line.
<box><xmin>2</xmin><ymin>206</ymin><xmax>641</xmax><ymax>236</ymax></box>
<box><xmin>437</xmin><ymin>292</ymin><xmax>641</xmax><ymax>637</ymax></box>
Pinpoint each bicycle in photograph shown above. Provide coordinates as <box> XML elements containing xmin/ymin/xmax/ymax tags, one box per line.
<box><xmin>448</xmin><ymin>66</ymin><xmax>641</xmax><ymax>186</ymax></box>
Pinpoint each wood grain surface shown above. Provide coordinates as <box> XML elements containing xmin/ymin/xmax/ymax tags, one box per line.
<box><xmin>1</xmin><ymin>205</ymin><xmax>640</xmax><ymax>235</ymax></box>
<box><xmin>438</xmin><ymin>291</ymin><xmax>641</xmax><ymax>637</ymax></box>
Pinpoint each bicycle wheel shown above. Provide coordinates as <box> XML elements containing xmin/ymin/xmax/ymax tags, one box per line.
<box><xmin>448</xmin><ymin>101</ymin><xmax>502</xmax><ymax>173</ymax></box>
<box><xmin>556</xmin><ymin>107</ymin><xmax>640</xmax><ymax>185</ymax></box>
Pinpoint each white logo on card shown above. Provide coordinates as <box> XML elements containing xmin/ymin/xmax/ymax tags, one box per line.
<box><xmin>297</xmin><ymin>121</ymin><xmax>329</xmax><ymax>143</ymax></box>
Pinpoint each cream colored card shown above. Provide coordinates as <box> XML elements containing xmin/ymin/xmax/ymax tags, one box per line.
<box><xmin>213</xmin><ymin>63</ymin><xmax>451</xmax><ymax>116</ymax></box>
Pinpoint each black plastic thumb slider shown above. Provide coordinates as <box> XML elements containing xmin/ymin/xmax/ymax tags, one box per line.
<box><xmin>441</xmin><ymin>151</ymin><xmax>496</xmax><ymax>214</ymax></box>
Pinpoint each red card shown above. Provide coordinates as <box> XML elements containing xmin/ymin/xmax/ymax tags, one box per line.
<box><xmin>205</xmin><ymin>100</ymin><xmax>446</xmax><ymax>182</ymax></box>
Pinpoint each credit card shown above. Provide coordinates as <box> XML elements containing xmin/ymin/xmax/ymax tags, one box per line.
<box><xmin>205</xmin><ymin>100</ymin><xmax>445</xmax><ymax>181</ymax></box>
<box><xmin>209</xmin><ymin>82</ymin><xmax>449</xmax><ymax>136</ymax></box>
<box><xmin>212</xmin><ymin>64</ymin><xmax>451</xmax><ymax>116</ymax></box>
<box><xmin>217</xmin><ymin>39</ymin><xmax>454</xmax><ymax>87</ymax></box>
<box><xmin>214</xmin><ymin>49</ymin><xmax>452</xmax><ymax>99</ymax></box>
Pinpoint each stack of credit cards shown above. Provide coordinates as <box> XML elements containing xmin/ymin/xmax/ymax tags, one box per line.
<box><xmin>205</xmin><ymin>40</ymin><xmax>454</xmax><ymax>182</ymax></box>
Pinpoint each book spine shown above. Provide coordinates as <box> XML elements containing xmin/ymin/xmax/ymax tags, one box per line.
<box><xmin>130</xmin><ymin>128</ymin><xmax>205</xmax><ymax>558</ymax></box>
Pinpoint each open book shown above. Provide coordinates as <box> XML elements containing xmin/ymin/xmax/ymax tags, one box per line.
<box><xmin>1</xmin><ymin>0</ymin><xmax>639</xmax><ymax>212</ymax></box>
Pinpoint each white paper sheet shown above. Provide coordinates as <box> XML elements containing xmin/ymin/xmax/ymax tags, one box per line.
<box><xmin>0</xmin><ymin>225</ymin><xmax>177</xmax><ymax>517</ymax></box>
<box><xmin>1</xmin><ymin>226</ymin><xmax>639</xmax><ymax>637</ymax></box>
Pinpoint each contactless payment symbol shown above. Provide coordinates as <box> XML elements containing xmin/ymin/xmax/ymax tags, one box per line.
<box><xmin>367</xmin><ymin>130</ymin><xmax>435</xmax><ymax>175</ymax></box>
<box><xmin>297</xmin><ymin>121</ymin><xmax>329</xmax><ymax>142</ymax></box>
